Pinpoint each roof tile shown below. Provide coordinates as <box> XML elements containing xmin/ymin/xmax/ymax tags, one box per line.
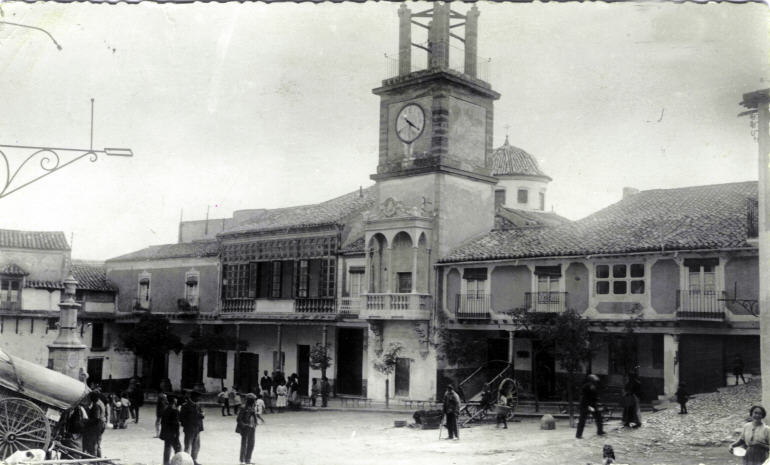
<box><xmin>0</xmin><ymin>229</ymin><xmax>69</xmax><ymax>250</ymax></box>
<box><xmin>106</xmin><ymin>240</ymin><xmax>219</xmax><ymax>262</ymax></box>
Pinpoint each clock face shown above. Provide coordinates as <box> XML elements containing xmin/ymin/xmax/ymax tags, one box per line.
<box><xmin>395</xmin><ymin>103</ymin><xmax>426</xmax><ymax>143</ymax></box>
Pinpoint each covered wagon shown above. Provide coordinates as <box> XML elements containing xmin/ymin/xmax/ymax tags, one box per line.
<box><xmin>0</xmin><ymin>349</ymin><xmax>89</xmax><ymax>459</ymax></box>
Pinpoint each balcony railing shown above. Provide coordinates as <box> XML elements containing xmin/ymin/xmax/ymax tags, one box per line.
<box><xmin>339</xmin><ymin>297</ymin><xmax>362</xmax><ymax>315</ymax></box>
<box><xmin>177</xmin><ymin>298</ymin><xmax>200</xmax><ymax>314</ymax></box>
<box><xmin>294</xmin><ymin>298</ymin><xmax>335</xmax><ymax>313</ymax></box>
<box><xmin>525</xmin><ymin>292</ymin><xmax>567</xmax><ymax>313</ymax></box>
<box><xmin>360</xmin><ymin>293</ymin><xmax>432</xmax><ymax>320</ymax></box>
<box><xmin>132</xmin><ymin>298</ymin><xmax>151</xmax><ymax>312</ymax></box>
<box><xmin>0</xmin><ymin>301</ymin><xmax>20</xmax><ymax>311</ymax></box>
<box><xmin>222</xmin><ymin>298</ymin><xmax>255</xmax><ymax>313</ymax></box>
<box><xmin>676</xmin><ymin>290</ymin><xmax>724</xmax><ymax>320</ymax></box>
<box><xmin>455</xmin><ymin>293</ymin><xmax>491</xmax><ymax>319</ymax></box>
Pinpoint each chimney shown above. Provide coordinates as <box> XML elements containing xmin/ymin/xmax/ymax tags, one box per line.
<box><xmin>623</xmin><ymin>187</ymin><xmax>640</xmax><ymax>200</ymax></box>
<box><xmin>398</xmin><ymin>5</ymin><xmax>411</xmax><ymax>76</ymax></box>
<box><xmin>464</xmin><ymin>6</ymin><xmax>479</xmax><ymax>77</ymax></box>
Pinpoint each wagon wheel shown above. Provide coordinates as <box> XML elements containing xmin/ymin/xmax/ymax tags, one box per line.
<box><xmin>0</xmin><ymin>398</ymin><xmax>52</xmax><ymax>460</ymax></box>
<box><xmin>468</xmin><ymin>404</ymin><xmax>488</xmax><ymax>422</ymax></box>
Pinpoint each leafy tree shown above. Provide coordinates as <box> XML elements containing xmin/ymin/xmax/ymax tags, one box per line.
<box><xmin>120</xmin><ymin>314</ymin><xmax>183</xmax><ymax>376</ymax></box>
<box><xmin>309</xmin><ymin>342</ymin><xmax>332</xmax><ymax>379</ymax></box>
<box><xmin>510</xmin><ymin>308</ymin><xmax>599</xmax><ymax>425</ymax></box>
<box><xmin>373</xmin><ymin>342</ymin><xmax>403</xmax><ymax>407</ymax></box>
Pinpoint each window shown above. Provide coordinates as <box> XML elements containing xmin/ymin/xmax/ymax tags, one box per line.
<box><xmin>47</xmin><ymin>318</ymin><xmax>58</xmax><ymax>331</ymax></box>
<box><xmin>595</xmin><ymin>263</ymin><xmax>645</xmax><ymax>295</ymax></box>
<box><xmin>397</xmin><ymin>272</ymin><xmax>412</xmax><ymax>294</ymax></box>
<box><xmin>463</xmin><ymin>268</ymin><xmax>487</xmax><ymax>297</ymax></box>
<box><xmin>91</xmin><ymin>322</ymin><xmax>105</xmax><ymax>350</ymax></box>
<box><xmin>185</xmin><ymin>272</ymin><xmax>199</xmax><ymax>306</ymax></box>
<box><xmin>685</xmin><ymin>258</ymin><xmax>717</xmax><ymax>294</ymax></box>
<box><xmin>296</xmin><ymin>260</ymin><xmax>309</xmax><ymax>298</ymax></box>
<box><xmin>495</xmin><ymin>189</ymin><xmax>506</xmax><ymax>207</ymax></box>
<box><xmin>348</xmin><ymin>267</ymin><xmax>364</xmax><ymax>297</ymax></box>
<box><xmin>270</xmin><ymin>261</ymin><xmax>282</xmax><ymax>298</ymax></box>
<box><xmin>539</xmin><ymin>192</ymin><xmax>545</xmax><ymax>211</ymax></box>
<box><xmin>137</xmin><ymin>273</ymin><xmax>151</xmax><ymax>308</ymax></box>
<box><xmin>207</xmin><ymin>351</ymin><xmax>227</xmax><ymax>379</ymax></box>
<box><xmin>394</xmin><ymin>357</ymin><xmax>411</xmax><ymax>397</ymax></box>
<box><xmin>0</xmin><ymin>278</ymin><xmax>21</xmax><ymax>308</ymax></box>
<box><xmin>224</xmin><ymin>264</ymin><xmax>249</xmax><ymax>299</ymax></box>
<box><xmin>517</xmin><ymin>189</ymin><xmax>528</xmax><ymax>204</ymax></box>
<box><xmin>320</xmin><ymin>259</ymin><xmax>335</xmax><ymax>298</ymax></box>
<box><xmin>651</xmin><ymin>334</ymin><xmax>663</xmax><ymax>369</ymax></box>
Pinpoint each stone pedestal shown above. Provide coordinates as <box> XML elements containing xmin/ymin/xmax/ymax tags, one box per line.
<box><xmin>47</xmin><ymin>275</ymin><xmax>87</xmax><ymax>381</ymax></box>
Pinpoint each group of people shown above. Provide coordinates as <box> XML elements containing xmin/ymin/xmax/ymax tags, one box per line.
<box><xmin>255</xmin><ymin>370</ymin><xmax>331</xmax><ymax>412</ymax></box>
<box><xmin>157</xmin><ymin>390</ymin><xmax>205</xmax><ymax>465</ymax></box>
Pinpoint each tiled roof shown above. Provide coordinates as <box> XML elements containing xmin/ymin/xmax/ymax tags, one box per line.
<box><xmin>106</xmin><ymin>240</ymin><xmax>219</xmax><ymax>262</ymax></box>
<box><xmin>340</xmin><ymin>236</ymin><xmax>365</xmax><ymax>254</ymax></box>
<box><xmin>0</xmin><ymin>229</ymin><xmax>69</xmax><ymax>250</ymax></box>
<box><xmin>223</xmin><ymin>187</ymin><xmax>376</xmax><ymax>235</ymax></box>
<box><xmin>495</xmin><ymin>207</ymin><xmax>570</xmax><ymax>230</ymax></box>
<box><xmin>490</xmin><ymin>137</ymin><xmax>551</xmax><ymax>180</ymax></box>
<box><xmin>25</xmin><ymin>280</ymin><xmax>62</xmax><ymax>289</ymax></box>
<box><xmin>442</xmin><ymin>181</ymin><xmax>757</xmax><ymax>263</ymax></box>
<box><xmin>71</xmin><ymin>261</ymin><xmax>117</xmax><ymax>291</ymax></box>
<box><xmin>0</xmin><ymin>263</ymin><xmax>29</xmax><ymax>276</ymax></box>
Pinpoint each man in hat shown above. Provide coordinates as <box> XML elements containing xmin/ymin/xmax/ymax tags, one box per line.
<box><xmin>179</xmin><ymin>391</ymin><xmax>204</xmax><ymax>465</ymax></box>
<box><xmin>442</xmin><ymin>385</ymin><xmax>461</xmax><ymax>440</ymax></box>
<box><xmin>576</xmin><ymin>374</ymin><xmax>605</xmax><ymax>439</ymax></box>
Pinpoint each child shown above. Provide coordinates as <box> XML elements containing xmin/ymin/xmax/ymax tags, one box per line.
<box><xmin>119</xmin><ymin>392</ymin><xmax>131</xmax><ymax>428</ymax></box>
<box><xmin>311</xmin><ymin>379</ymin><xmax>320</xmax><ymax>407</ymax></box>
<box><xmin>218</xmin><ymin>387</ymin><xmax>230</xmax><ymax>416</ymax></box>
<box><xmin>675</xmin><ymin>383</ymin><xmax>689</xmax><ymax>414</ymax></box>
<box><xmin>256</xmin><ymin>394</ymin><xmax>266</xmax><ymax>424</ymax></box>
<box><xmin>276</xmin><ymin>382</ymin><xmax>287</xmax><ymax>413</ymax></box>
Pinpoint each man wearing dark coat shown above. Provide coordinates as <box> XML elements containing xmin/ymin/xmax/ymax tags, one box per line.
<box><xmin>576</xmin><ymin>374</ymin><xmax>605</xmax><ymax>439</ymax></box>
<box><xmin>442</xmin><ymin>385</ymin><xmax>461</xmax><ymax>440</ymax></box>
<box><xmin>160</xmin><ymin>396</ymin><xmax>181</xmax><ymax>465</ymax></box>
<box><xmin>179</xmin><ymin>391</ymin><xmax>204</xmax><ymax>465</ymax></box>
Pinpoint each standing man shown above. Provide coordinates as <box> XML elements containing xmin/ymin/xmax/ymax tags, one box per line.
<box><xmin>734</xmin><ymin>355</ymin><xmax>747</xmax><ymax>385</ymax></box>
<box><xmin>129</xmin><ymin>379</ymin><xmax>144</xmax><ymax>424</ymax></box>
<box><xmin>576</xmin><ymin>374</ymin><xmax>605</xmax><ymax>439</ymax></box>
<box><xmin>82</xmin><ymin>391</ymin><xmax>106</xmax><ymax>456</ymax></box>
<box><xmin>442</xmin><ymin>385</ymin><xmax>461</xmax><ymax>440</ymax></box>
<box><xmin>180</xmin><ymin>391</ymin><xmax>204</xmax><ymax>465</ymax></box>
<box><xmin>320</xmin><ymin>377</ymin><xmax>330</xmax><ymax>408</ymax></box>
<box><xmin>160</xmin><ymin>396</ymin><xmax>181</xmax><ymax>465</ymax></box>
<box><xmin>155</xmin><ymin>392</ymin><xmax>169</xmax><ymax>438</ymax></box>
<box><xmin>260</xmin><ymin>371</ymin><xmax>273</xmax><ymax>413</ymax></box>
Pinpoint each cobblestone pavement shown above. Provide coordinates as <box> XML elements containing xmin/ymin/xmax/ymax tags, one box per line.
<box><xmin>99</xmin><ymin>406</ymin><xmax>741</xmax><ymax>465</ymax></box>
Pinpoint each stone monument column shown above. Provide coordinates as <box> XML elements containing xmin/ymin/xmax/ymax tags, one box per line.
<box><xmin>48</xmin><ymin>274</ymin><xmax>87</xmax><ymax>381</ymax></box>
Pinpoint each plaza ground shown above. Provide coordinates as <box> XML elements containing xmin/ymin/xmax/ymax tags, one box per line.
<box><xmin>99</xmin><ymin>405</ymin><xmax>742</xmax><ymax>465</ymax></box>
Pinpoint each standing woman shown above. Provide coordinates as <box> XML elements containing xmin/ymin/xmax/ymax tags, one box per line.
<box><xmin>236</xmin><ymin>394</ymin><xmax>258</xmax><ymax>465</ymax></box>
<box><xmin>275</xmin><ymin>381</ymin><xmax>288</xmax><ymax>413</ymax></box>
<box><xmin>731</xmin><ymin>405</ymin><xmax>770</xmax><ymax>465</ymax></box>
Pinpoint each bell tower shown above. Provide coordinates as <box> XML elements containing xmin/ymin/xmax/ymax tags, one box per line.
<box><xmin>369</xmin><ymin>3</ymin><xmax>500</xmax><ymax>261</ymax></box>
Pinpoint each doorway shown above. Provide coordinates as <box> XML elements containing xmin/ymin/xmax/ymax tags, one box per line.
<box><xmin>336</xmin><ymin>328</ymin><xmax>364</xmax><ymax>395</ymax></box>
<box><xmin>181</xmin><ymin>351</ymin><xmax>204</xmax><ymax>390</ymax></box>
<box><xmin>87</xmin><ymin>358</ymin><xmax>103</xmax><ymax>386</ymax></box>
<box><xmin>238</xmin><ymin>353</ymin><xmax>259</xmax><ymax>394</ymax></box>
<box><xmin>297</xmin><ymin>345</ymin><xmax>310</xmax><ymax>397</ymax></box>
<box><xmin>395</xmin><ymin>358</ymin><xmax>410</xmax><ymax>397</ymax></box>
<box><xmin>532</xmin><ymin>341</ymin><xmax>556</xmax><ymax>400</ymax></box>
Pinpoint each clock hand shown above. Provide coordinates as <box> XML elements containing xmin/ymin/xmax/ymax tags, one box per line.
<box><xmin>404</xmin><ymin>118</ymin><xmax>418</xmax><ymax>130</ymax></box>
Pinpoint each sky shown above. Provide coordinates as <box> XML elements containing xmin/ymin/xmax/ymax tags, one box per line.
<box><xmin>0</xmin><ymin>1</ymin><xmax>766</xmax><ymax>261</ymax></box>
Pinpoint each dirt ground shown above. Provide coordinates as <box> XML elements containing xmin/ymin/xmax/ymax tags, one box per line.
<box><xmin>99</xmin><ymin>406</ymin><xmax>741</xmax><ymax>465</ymax></box>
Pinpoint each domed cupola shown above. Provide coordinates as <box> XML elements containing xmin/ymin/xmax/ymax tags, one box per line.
<box><xmin>490</xmin><ymin>136</ymin><xmax>551</xmax><ymax>211</ymax></box>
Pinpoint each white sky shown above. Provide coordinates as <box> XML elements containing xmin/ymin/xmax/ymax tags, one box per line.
<box><xmin>0</xmin><ymin>1</ymin><xmax>766</xmax><ymax>261</ymax></box>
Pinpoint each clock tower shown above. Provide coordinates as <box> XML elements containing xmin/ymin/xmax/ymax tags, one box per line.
<box><xmin>369</xmin><ymin>3</ymin><xmax>500</xmax><ymax>258</ymax></box>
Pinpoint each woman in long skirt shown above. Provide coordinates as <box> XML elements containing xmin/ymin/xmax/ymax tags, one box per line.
<box><xmin>275</xmin><ymin>382</ymin><xmax>288</xmax><ymax>413</ymax></box>
<box><xmin>731</xmin><ymin>405</ymin><xmax>770</xmax><ymax>465</ymax></box>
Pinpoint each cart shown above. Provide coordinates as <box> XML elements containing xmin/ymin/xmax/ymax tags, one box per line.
<box><xmin>0</xmin><ymin>349</ymin><xmax>90</xmax><ymax>461</ymax></box>
<box><xmin>457</xmin><ymin>360</ymin><xmax>519</xmax><ymax>427</ymax></box>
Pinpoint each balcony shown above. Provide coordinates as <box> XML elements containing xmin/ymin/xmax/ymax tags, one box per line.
<box><xmin>0</xmin><ymin>301</ymin><xmax>20</xmax><ymax>312</ymax></box>
<box><xmin>177</xmin><ymin>298</ymin><xmax>200</xmax><ymax>315</ymax></box>
<box><xmin>222</xmin><ymin>298</ymin><xmax>255</xmax><ymax>314</ymax></box>
<box><xmin>339</xmin><ymin>297</ymin><xmax>362</xmax><ymax>316</ymax></box>
<box><xmin>132</xmin><ymin>298</ymin><xmax>151</xmax><ymax>312</ymax></box>
<box><xmin>294</xmin><ymin>298</ymin><xmax>335</xmax><ymax>313</ymax></box>
<box><xmin>455</xmin><ymin>293</ymin><xmax>491</xmax><ymax>319</ymax></box>
<box><xmin>676</xmin><ymin>290</ymin><xmax>724</xmax><ymax>320</ymax></box>
<box><xmin>525</xmin><ymin>292</ymin><xmax>567</xmax><ymax>313</ymax></box>
<box><xmin>360</xmin><ymin>293</ymin><xmax>432</xmax><ymax>320</ymax></box>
